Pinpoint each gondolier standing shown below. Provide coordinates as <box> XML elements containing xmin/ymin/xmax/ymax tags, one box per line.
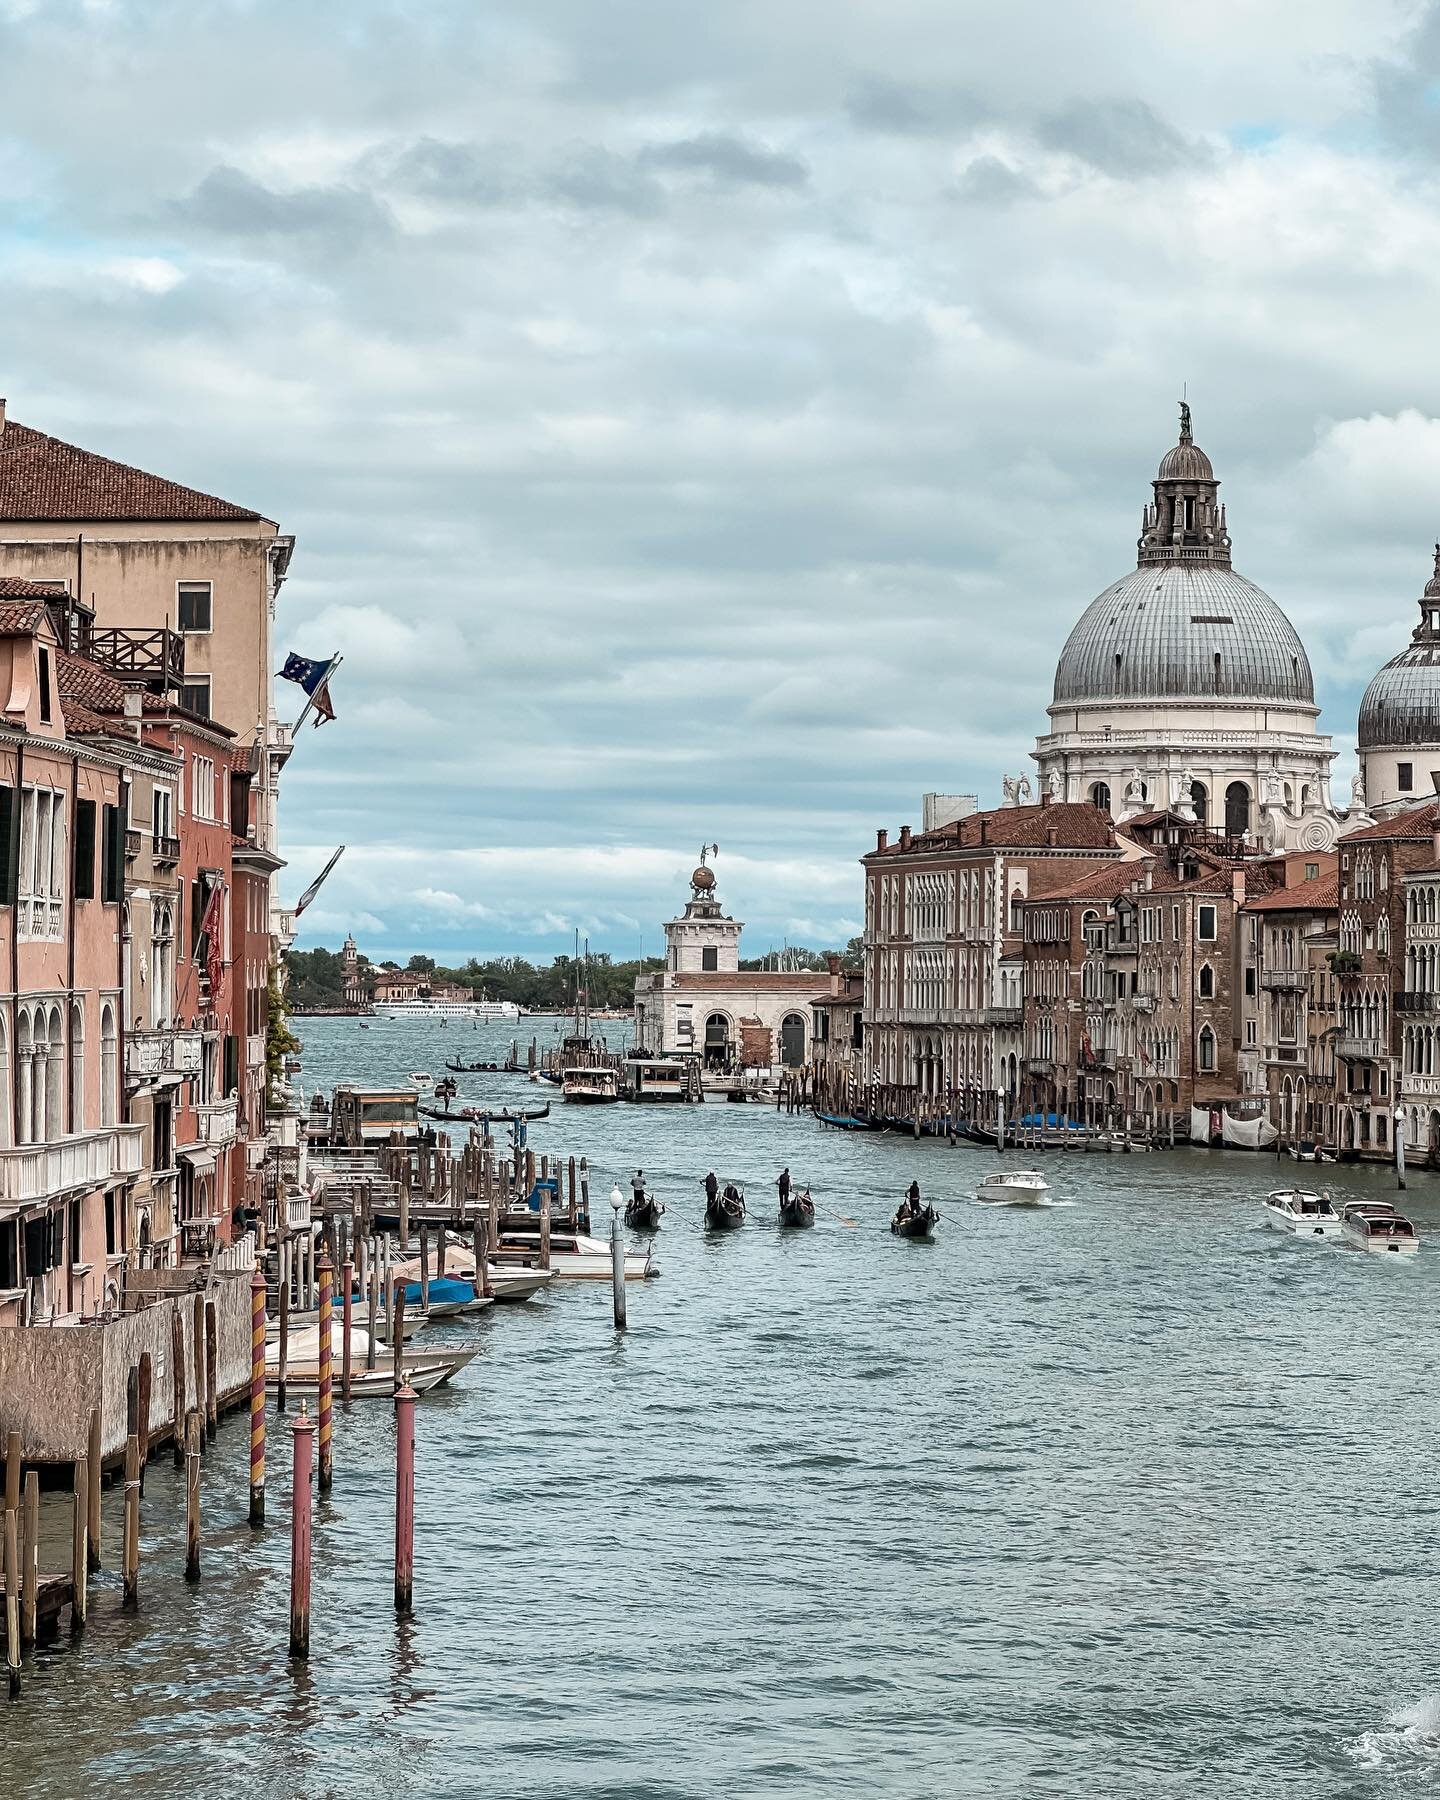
<box><xmin>703</xmin><ymin>1171</ymin><xmax>719</xmax><ymax>1206</ymax></box>
<box><xmin>632</xmin><ymin>1169</ymin><xmax>647</xmax><ymax>1208</ymax></box>
<box><xmin>776</xmin><ymin>1167</ymin><xmax>792</xmax><ymax>1206</ymax></box>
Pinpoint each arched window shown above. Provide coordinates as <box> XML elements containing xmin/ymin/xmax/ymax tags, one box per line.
<box><xmin>69</xmin><ymin>1001</ymin><xmax>85</xmax><ymax>1134</ymax></box>
<box><xmin>1190</xmin><ymin>782</ymin><xmax>1207</xmax><ymax>825</ymax></box>
<box><xmin>1198</xmin><ymin>1025</ymin><xmax>1216</xmax><ymax>1072</ymax></box>
<box><xmin>45</xmin><ymin>1005</ymin><xmax>63</xmax><ymax>1142</ymax></box>
<box><xmin>779</xmin><ymin>1013</ymin><xmax>806</xmax><ymax>1068</ymax></box>
<box><xmin>1090</xmin><ymin>782</ymin><xmax>1111</xmax><ymax>813</ymax></box>
<box><xmin>1009</xmin><ymin>890</ymin><xmax>1024</xmax><ymax>933</ymax></box>
<box><xmin>100</xmin><ymin>1003</ymin><xmax>117</xmax><ymax>1128</ymax></box>
<box><xmin>1225</xmin><ymin>781</ymin><xmax>1251</xmax><ymax>838</ymax></box>
<box><xmin>0</xmin><ymin>1010</ymin><xmax>10</xmax><ymax>1150</ymax></box>
<box><xmin>1198</xmin><ymin>963</ymin><xmax>1215</xmax><ymax>999</ymax></box>
<box><xmin>15</xmin><ymin>1009</ymin><xmax>32</xmax><ymax>1146</ymax></box>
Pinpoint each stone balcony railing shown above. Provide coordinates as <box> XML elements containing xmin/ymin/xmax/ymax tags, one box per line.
<box><xmin>0</xmin><ymin>1124</ymin><xmax>144</xmax><ymax>1210</ymax></box>
<box><xmin>125</xmin><ymin>1027</ymin><xmax>205</xmax><ymax>1083</ymax></box>
<box><xmin>1337</xmin><ymin>1035</ymin><xmax>1383</xmax><ymax>1062</ymax></box>
<box><xmin>1261</xmin><ymin>969</ymin><xmax>1309</xmax><ymax>992</ymax></box>
<box><xmin>984</xmin><ymin>1005</ymin><xmax>1022</xmax><ymax>1026</ymax></box>
<box><xmin>195</xmin><ymin>1098</ymin><xmax>239</xmax><ymax>1146</ymax></box>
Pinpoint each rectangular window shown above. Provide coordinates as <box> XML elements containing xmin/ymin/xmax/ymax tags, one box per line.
<box><xmin>74</xmin><ymin>798</ymin><xmax>96</xmax><ymax>900</ymax></box>
<box><xmin>229</xmin><ymin>769</ymin><xmax>250</xmax><ymax>836</ymax></box>
<box><xmin>1198</xmin><ymin>904</ymin><xmax>1217</xmax><ymax>941</ymax></box>
<box><xmin>37</xmin><ymin>646</ymin><xmax>51</xmax><ymax>724</ymax></box>
<box><xmin>1305</xmin><ymin>862</ymin><xmax>1319</xmax><ymax>880</ymax></box>
<box><xmin>1244</xmin><ymin>966</ymin><xmax>1255</xmax><ymax>997</ymax></box>
<box><xmin>192</xmin><ymin>876</ymin><xmax>206</xmax><ymax>958</ymax></box>
<box><xmin>20</xmin><ymin>786</ymin><xmax>65</xmax><ymax>937</ymax></box>
<box><xmin>1245</xmin><ymin>1019</ymin><xmax>1256</xmax><ymax>1045</ymax></box>
<box><xmin>701</xmin><ymin>946</ymin><xmax>718</xmax><ymax>971</ymax></box>
<box><xmin>178</xmin><ymin>677</ymin><xmax>211</xmax><ymax>720</ymax></box>
<box><xmin>1398</xmin><ymin>762</ymin><xmax>1414</xmax><ymax>793</ymax></box>
<box><xmin>178</xmin><ymin>581</ymin><xmax>213</xmax><ymax>633</ymax></box>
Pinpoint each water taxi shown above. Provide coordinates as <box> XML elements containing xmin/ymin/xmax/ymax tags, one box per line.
<box><xmin>1262</xmin><ymin>1188</ymin><xmax>1343</xmax><ymax>1239</ymax></box>
<box><xmin>1340</xmin><ymin>1200</ymin><xmax>1420</xmax><ymax>1255</ymax></box>
<box><xmin>494</xmin><ymin>1228</ymin><xmax>657</xmax><ymax>1280</ymax></box>
<box><xmin>977</xmin><ymin>1170</ymin><xmax>1051</xmax><ymax>1206</ymax></box>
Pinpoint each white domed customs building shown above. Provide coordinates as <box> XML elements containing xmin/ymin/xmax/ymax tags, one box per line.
<box><xmin>1358</xmin><ymin>548</ymin><xmax>1440</xmax><ymax>814</ymax></box>
<box><xmin>1034</xmin><ymin>406</ymin><xmax>1340</xmax><ymax>853</ymax></box>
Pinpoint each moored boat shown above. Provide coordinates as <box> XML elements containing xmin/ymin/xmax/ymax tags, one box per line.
<box><xmin>494</xmin><ymin>1228</ymin><xmax>656</xmax><ymax>1280</ymax></box>
<box><xmin>977</xmin><ymin>1169</ymin><xmax>1051</xmax><ymax>1206</ymax></box>
<box><xmin>1262</xmin><ymin>1187</ymin><xmax>1343</xmax><ymax>1240</ymax></box>
<box><xmin>1340</xmin><ymin>1200</ymin><xmax>1420</xmax><ymax>1255</ymax></box>
<box><xmin>778</xmin><ymin>1187</ymin><xmax>815</xmax><ymax>1228</ymax></box>
<box><xmin>265</xmin><ymin>1325</ymin><xmax>479</xmax><ymax>1396</ymax></box>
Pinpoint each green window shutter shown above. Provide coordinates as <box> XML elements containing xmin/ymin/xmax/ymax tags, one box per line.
<box><xmin>74</xmin><ymin>798</ymin><xmax>96</xmax><ymax>901</ymax></box>
<box><xmin>0</xmin><ymin>787</ymin><xmax>17</xmax><ymax>906</ymax></box>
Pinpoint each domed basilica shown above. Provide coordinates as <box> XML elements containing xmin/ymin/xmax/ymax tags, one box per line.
<box><xmin>1028</xmin><ymin>405</ymin><xmax>1432</xmax><ymax>851</ymax></box>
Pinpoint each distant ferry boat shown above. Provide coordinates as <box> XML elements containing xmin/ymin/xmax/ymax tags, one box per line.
<box><xmin>373</xmin><ymin>998</ymin><xmax>521</xmax><ymax>1022</ymax></box>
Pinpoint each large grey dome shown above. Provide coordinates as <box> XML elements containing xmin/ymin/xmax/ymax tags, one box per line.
<box><xmin>1052</xmin><ymin>563</ymin><xmax>1316</xmax><ymax>706</ymax></box>
<box><xmin>1357</xmin><ymin>548</ymin><xmax>1440</xmax><ymax>748</ymax></box>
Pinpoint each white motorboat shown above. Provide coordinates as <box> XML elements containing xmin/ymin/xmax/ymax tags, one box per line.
<box><xmin>561</xmin><ymin>1065</ymin><xmax>619</xmax><ymax>1104</ymax></box>
<box><xmin>1340</xmin><ymin>1200</ymin><xmax>1420</xmax><ymax>1255</ymax></box>
<box><xmin>977</xmin><ymin>1169</ymin><xmax>1052</xmax><ymax>1205</ymax></box>
<box><xmin>495</xmin><ymin>1228</ymin><xmax>657</xmax><ymax>1281</ymax></box>
<box><xmin>409</xmin><ymin>1071</ymin><xmax>433</xmax><ymax>1090</ymax></box>
<box><xmin>1262</xmin><ymin>1188</ymin><xmax>1343</xmax><ymax>1239</ymax></box>
<box><xmin>265</xmin><ymin>1324</ymin><xmax>480</xmax><ymax>1396</ymax></box>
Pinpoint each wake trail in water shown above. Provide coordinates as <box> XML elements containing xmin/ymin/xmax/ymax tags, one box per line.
<box><xmin>1345</xmin><ymin>1692</ymin><xmax>1440</xmax><ymax>1771</ymax></box>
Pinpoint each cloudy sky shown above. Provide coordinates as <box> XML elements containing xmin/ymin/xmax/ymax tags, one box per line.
<box><xmin>5</xmin><ymin>0</ymin><xmax>1440</xmax><ymax>963</ymax></box>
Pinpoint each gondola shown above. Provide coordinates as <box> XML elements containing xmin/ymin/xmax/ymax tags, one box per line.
<box><xmin>624</xmin><ymin>1191</ymin><xmax>666</xmax><ymax>1232</ymax></box>
<box><xmin>890</xmin><ymin>1204</ymin><xmax>938</xmax><ymax>1240</ymax></box>
<box><xmin>705</xmin><ymin>1186</ymin><xmax>746</xmax><ymax>1232</ymax></box>
<box><xmin>461</xmin><ymin>1102</ymin><xmax>552</xmax><ymax>1124</ymax></box>
<box><xmin>444</xmin><ymin>1056</ymin><xmax>505</xmax><ymax>1074</ymax></box>
<box><xmin>777</xmin><ymin>1188</ymin><xmax>815</xmax><ymax>1228</ymax></box>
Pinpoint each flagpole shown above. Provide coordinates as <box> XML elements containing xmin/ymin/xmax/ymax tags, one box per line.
<box><xmin>290</xmin><ymin>652</ymin><xmax>342</xmax><ymax>735</ymax></box>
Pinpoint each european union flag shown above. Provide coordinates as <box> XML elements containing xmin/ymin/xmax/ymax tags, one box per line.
<box><xmin>280</xmin><ymin>652</ymin><xmax>333</xmax><ymax>697</ymax></box>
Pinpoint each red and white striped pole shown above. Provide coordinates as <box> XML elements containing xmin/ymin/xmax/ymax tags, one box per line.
<box><xmin>289</xmin><ymin>1404</ymin><xmax>314</xmax><ymax>1659</ymax></box>
<box><xmin>394</xmin><ymin>1382</ymin><xmax>416</xmax><ymax>1614</ymax></box>
<box><xmin>341</xmin><ymin>1256</ymin><xmax>354</xmax><ymax>1405</ymax></box>
<box><xmin>317</xmin><ymin>1246</ymin><xmax>333</xmax><ymax>1494</ymax></box>
<box><xmin>248</xmin><ymin>1265</ymin><xmax>266</xmax><ymax>1528</ymax></box>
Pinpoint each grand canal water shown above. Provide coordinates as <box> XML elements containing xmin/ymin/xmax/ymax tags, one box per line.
<box><xmin>8</xmin><ymin>1012</ymin><xmax>1440</xmax><ymax>1796</ymax></box>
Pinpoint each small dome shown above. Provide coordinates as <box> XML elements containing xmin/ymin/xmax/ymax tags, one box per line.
<box><xmin>1358</xmin><ymin>651</ymin><xmax>1440</xmax><ymax>748</ymax></box>
<box><xmin>1156</xmin><ymin>439</ymin><xmax>1214</xmax><ymax>482</ymax></box>
<box><xmin>691</xmin><ymin>865</ymin><xmax>715</xmax><ymax>892</ymax></box>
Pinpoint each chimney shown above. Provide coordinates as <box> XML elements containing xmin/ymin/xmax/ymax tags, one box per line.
<box><xmin>1045</xmin><ymin>826</ymin><xmax>1057</xmax><ymax>846</ymax></box>
<box><xmin>826</xmin><ymin>951</ymin><xmax>840</xmax><ymax>994</ymax></box>
<box><xmin>0</xmin><ymin>397</ymin><xmax>6</xmax><ymax>443</ymax></box>
<box><xmin>123</xmin><ymin>687</ymin><xmax>143</xmax><ymax>742</ymax></box>
<box><xmin>1232</xmin><ymin>868</ymin><xmax>1245</xmax><ymax>907</ymax></box>
<box><xmin>979</xmin><ymin>817</ymin><xmax>988</xmax><ymax>845</ymax></box>
<box><xmin>876</xmin><ymin>828</ymin><xmax>888</xmax><ymax>853</ymax></box>
<box><xmin>1040</xmin><ymin>788</ymin><xmax>1050</xmax><ymax>808</ymax></box>
<box><xmin>899</xmin><ymin>825</ymin><xmax>911</xmax><ymax>851</ymax></box>
<box><xmin>1432</xmin><ymin>823</ymin><xmax>1440</xmax><ymax>864</ymax></box>
<box><xmin>1144</xmin><ymin>862</ymin><xmax>1153</xmax><ymax>890</ymax></box>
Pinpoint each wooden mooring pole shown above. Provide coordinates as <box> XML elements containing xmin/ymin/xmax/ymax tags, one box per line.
<box><xmin>249</xmin><ymin>1266</ymin><xmax>267</xmax><ymax>1529</ymax></box>
<box><xmin>394</xmin><ymin>1382</ymin><xmax>416</xmax><ymax>1615</ymax></box>
<box><xmin>136</xmin><ymin>1351</ymin><xmax>152</xmax><ymax>1487</ymax></box>
<box><xmin>610</xmin><ymin>1188</ymin><xmax>627</xmax><ymax>1331</ymax></box>
<box><xmin>341</xmin><ymin>1255</ymin><xmax>354</xmax><ymax>1405</ymax></box>
<box><xmin>317</xmin><ymin>1246</ymin><xmax>334</xmax><ymax>1495</ymax></box>
<box><xmin>184</xmin><ymin>1413</ymin><xmax>202</xmax><ymax>1584</ymax></box>
<box><xmin>122</xmin><ymin>1430</ymin><xmax>141</xmax><ymax>1610</ymax></box>
<box><xmin>4</xmin><ymin>1506</ymin><xmax>18</xmax><ymax>1699</ymax></box>
<box><xmin>171</xmin><ymin>1305</ymin><xmax>186</xmax><ymax>1468</ymax></box>
<box><xmin>20</xmin><ymin>1472</ymin><xmax>36</xmax><ymax>1646</ymax></box>
<box><xmin>277</xmin><ymin>1239</ymin><xmax>291</xmax><ymax>1415</ymax></box>
<box><xmin>86</xmin><ymin>1407</ymin><xmax>101</xmax><ymax>1572</ymax></box>
<box><xmin>289</xmin><ymin>1406</ymin><xmax>314</xmax><ymax>1660</ymax></box>
<box><xmin>205</xmin><ymin>1300</ymin><xmax>219</xmax><ymax>1442</ymax></box>
<box><xmin>71</xmin><ymin>1458</ymin><xmax>87</xmax><ymax>1633</ymax></box>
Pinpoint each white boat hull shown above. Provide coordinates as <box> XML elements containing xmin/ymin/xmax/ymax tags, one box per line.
<box><xmin>977</xmin><ymin>1173</ymin><xmax>1051</xmax><ymax>1205</ymax></box>
<box><xmin>1343</xmin><ymin>1225</ymin><xmax>1420</xmax><ymax>1254</ymax></box>
<box><xmin>1263</xmin><ymin>1206</ymin><xmax>1344</xmax><ymax>1239</ymax></box>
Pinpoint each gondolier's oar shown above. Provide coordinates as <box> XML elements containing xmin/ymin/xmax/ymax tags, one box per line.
<box><xmin>806</xmin><ymin>1192</ymin><xmax>856</xmax><ymax>1228</ymax></box>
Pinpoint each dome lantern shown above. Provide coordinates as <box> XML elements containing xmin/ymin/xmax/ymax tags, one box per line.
<box><xmin>1138</xmin><ymin>401</ymin><xmax>1231</xmax><ymax>570</ymax></box>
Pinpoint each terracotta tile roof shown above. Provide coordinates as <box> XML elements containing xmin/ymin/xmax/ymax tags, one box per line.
<box><xmin>0</xmin><ymin>420</ymin><xmax>261</xmax><ymax>523</ymax></box>
<box><xmin>1339</xmin><ymin>802</ymin><xmax>1440</xmax><ymax>842</ymax></box>
<box><xmin>1040</xmin><ymin>860</ymin><xmax>1168</xmax><ymax>903</ymax></box>
<box><xmin>0</xmin><ymin>577</ymin><xmax>64</xmax><ymax>599</ymax></box>
<box><xmin>1244</xmin><ymin>873</ymin><xmax>1341</xmax><ymax>912</ymax></box>
<box><xmin>56</xmin><ymin>649</ymin><xmax>126</xmax><ymax>714</ymax></box>
<box><xmin>874</xmin><ymin>801</ymin><xmax>1115</xmax><ymax>856</ymax></box>
<box><xmin>0</xmin><ymin>600</ymin><xmax>51</xmax><ymax>634</ymax></box>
